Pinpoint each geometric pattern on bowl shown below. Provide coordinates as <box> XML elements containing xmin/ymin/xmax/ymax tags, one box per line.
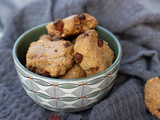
<box><xmin>15</xmin><ymin>61</ymin><xmax>120</xmax><ymax>112</ymax></box>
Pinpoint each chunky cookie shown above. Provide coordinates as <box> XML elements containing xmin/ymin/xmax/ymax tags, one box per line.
<box><xmin>26</xmin><ymin>39</ymin><xmax>74</xmax><ymax>77</ymax></box>
<box><xmin>144</xmin><ymin>77</ymin><xmax>160</xmax><ymax>119</ymax></box>
<box><xmin>74</xmin><ymin>30</ymin><xmax>114</xmax><ymax>77</ymax></box>
<box><xmin>46</xmin><ymin>19</ymin><xmax>63</xmax><ymax>39</ymax></box>
<box><xmin>58</xmin><ymin>63</ymin><xmax>85</xmax><ymax>79</ymax></box>
<box><xmin>46</xmin><ymin>13</ymin><xmax>98</xmax><ymax>39</ymax></box>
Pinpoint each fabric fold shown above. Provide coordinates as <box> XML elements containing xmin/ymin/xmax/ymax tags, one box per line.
<box><xmin>0</xmin><ymin>0</ymin><xmax>160</xmax><ymax>119</ymax></box>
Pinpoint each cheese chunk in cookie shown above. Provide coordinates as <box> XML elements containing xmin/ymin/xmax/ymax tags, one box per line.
<box><xmin>74</xmin><ymin>30</ymin><xmax>114</xmax><ymax>77</ymax></box>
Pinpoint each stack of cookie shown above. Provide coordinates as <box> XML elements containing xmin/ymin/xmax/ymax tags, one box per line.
<box><xmin>26</xmin><ymin>13</ymin><xmax>114</xmax><ymax>79</ymax></box>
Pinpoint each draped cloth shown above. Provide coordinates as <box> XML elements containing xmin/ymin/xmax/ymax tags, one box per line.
<box><xmin>0</xmin><ymin>0</ymin><xmax>160</xmax><ymax>119</ymax></box>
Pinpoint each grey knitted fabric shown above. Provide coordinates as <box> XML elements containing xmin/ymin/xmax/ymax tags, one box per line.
<box><xmin>0</xmin><ymin>0</ymin><xmax>160</xmax><ymax>120</ymax></box>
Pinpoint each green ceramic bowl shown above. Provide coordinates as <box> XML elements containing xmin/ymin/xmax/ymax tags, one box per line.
<box><xmin>13</xmin><ymin>24</ymin><xmax>122</xmax><ymax>112</ymax></box>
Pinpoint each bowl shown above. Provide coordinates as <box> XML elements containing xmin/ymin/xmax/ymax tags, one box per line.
<box><xmin>12</xmin><ymin>24</ymin><xmax>122</xmax><ymax>112</ymax></box>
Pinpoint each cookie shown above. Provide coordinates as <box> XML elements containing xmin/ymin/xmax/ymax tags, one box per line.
<box><xmin>74</xmin><ymin>29</ymin><xmax>114</xmax><ymax>77</ymax></box>
<box><xmin>46</xmin><ymin>13</ymin><xmax>98</xmax><ymax>39</ymax></box>
<box><xmin>144</xmin><ymin>77</ymin><xmax>160</xmax><ymax>119</ymax></box>
<box><xmin>39</xmin><ymin>34</ymin><xmax>52</xmax><ymax>40</ymax></box>
<box><xmin>46</xmin><ymin>19</ymin><xmax>63</xmax><ymax>39</ymax></box>
<box><xmin>26</xmin><ymin>39</ymin><xmax>74</xmax><ymax>77</ymax></box>
<box><xmin>58</xmin><ymin>63</ymin><xmax>85</xmax><ymax>79</ymax></box>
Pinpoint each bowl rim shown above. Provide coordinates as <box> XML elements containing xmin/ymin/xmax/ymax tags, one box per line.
<box><xmin>13</xmin><ymin>24</ymin><xmax>122</xmax><ymax>82</ymax></box>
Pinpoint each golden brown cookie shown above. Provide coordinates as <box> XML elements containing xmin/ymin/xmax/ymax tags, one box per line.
<box><xmin>26</xmin><ymin>39</ymin><xmax>74</xmax><ymax>77</ymax></box>
<box><xmin>58</xmin><ymin>63</ymin><xmax>85</xmax><ymax>79</ymax></box>
<box><xmin>39</xmin><ymin>34</ymin><xmax>52</xmax><ymax>40</ymax></box>
<box><xmin>144</xmin><ymin>77</ymin><xmax>160</xmax><ymax>119</ymax></box>
<box><xmin>74</xmin><ymin>30</ymin><xmax>114</xmax><ymax>77</ymax></box>
<box><xmin>46</xmin><ymin>13</ymin><xmax>98</xmax><ymax>39</ymax></box>
<box><xmin>37</xmin><ymin>34</ymin><xmax>53</xmax><ymax>42</ymax></box>
<box><xmin>46</xmin><ymin>19</ymin><xmax>63</xmax><ymax>40</ymax></box>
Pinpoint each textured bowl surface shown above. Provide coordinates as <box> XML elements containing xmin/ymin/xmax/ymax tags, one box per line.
<box><xmin>13</xmin><ymin>24</ymin><xmax>122</xmax><ymax>112</ymax></box>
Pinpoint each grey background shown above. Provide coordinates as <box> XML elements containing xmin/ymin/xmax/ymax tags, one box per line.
<box><xmin>0</xmin><ymin>0</ymin><xmax>160</xmax><ymax>40</ymax></box>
